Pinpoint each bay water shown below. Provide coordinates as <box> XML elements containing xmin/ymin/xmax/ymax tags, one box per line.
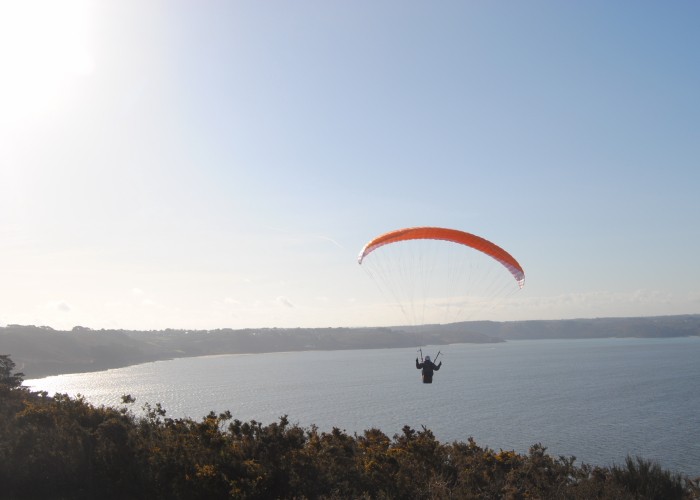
<box><xmin>26</xmin><ymin>337</ymin><xmax>700</xmax><ymax>477</ymax></box>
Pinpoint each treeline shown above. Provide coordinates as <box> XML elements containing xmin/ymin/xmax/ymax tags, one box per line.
<box><xmin>1</xmin><ymin>356</ymin><xmax>698</xmax><ymax>499</ymax></box>
<box><xmin>1</xmin><ymin>324</ymin><xmax>495</xmax><ymax>378</ymax></box>
<box><xmin>5</xmin><ymin>315</ymin><xmax>700</xmax><ymax>379</ymax></box>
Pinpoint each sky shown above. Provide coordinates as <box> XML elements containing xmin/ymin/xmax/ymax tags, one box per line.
<box><xmin>1</xmin><ymin>1</ymin><xmax>699</xmax><ymax>331</ymax></box>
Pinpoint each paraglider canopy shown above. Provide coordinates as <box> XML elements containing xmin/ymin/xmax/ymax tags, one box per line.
<box><xmin>358</xmin><ymin>227</ymin><xmax>524</xmax><ymax>288</ymax></box>
<box><xmin>358</xmin><ymin>226</ymin><xmax>525</xmax><ymax>326</ymax></box>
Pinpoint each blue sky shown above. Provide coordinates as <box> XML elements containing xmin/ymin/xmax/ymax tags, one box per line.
<box><xmin>1</xmin><ymin>1</ymin><xmax>698</xmax><ymax>330</ymax></box>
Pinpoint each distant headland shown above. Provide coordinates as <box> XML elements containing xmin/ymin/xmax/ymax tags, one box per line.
<box><xmin>3</xmin><ymin>314</ymin><xmax>699</xmax><ymax>379</ymax></box>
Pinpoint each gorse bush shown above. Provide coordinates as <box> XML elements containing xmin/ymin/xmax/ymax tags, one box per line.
<box><xmin>611</xmin><ymin>456</ymin><xmax>688</xmax><ymax>499</ymax></box>
<box><xmin>1</xmin><ymin>355</ymin><xmax>698</xmax><ymax>499</ymax></box>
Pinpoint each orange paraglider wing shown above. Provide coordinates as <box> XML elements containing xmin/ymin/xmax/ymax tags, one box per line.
<box><xmin>358</xmin><ymin>227</ymin><xmax>525</xmax><ymax>288</ymax></box>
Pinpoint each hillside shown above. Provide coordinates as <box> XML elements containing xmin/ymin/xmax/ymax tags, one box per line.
<box><xmin>2</xmin><ymin>314</ymin><xmax>699</xmax><ymax>378</ymax></box>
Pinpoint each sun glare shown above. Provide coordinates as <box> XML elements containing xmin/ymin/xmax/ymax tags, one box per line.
<box><xmin>0</xmin><ymin>1</ymin><xmax>94</xmax><ymax>125</ymax></box>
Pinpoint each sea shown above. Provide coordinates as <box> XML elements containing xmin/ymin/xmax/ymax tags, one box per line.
<box><xmin>25</xmin><ymin>337</ymin><xmax>700</xmax><ymax>478</ymax></box>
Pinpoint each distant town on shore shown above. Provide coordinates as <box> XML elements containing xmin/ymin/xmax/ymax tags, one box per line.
<box><xmin>3</xmin><ymin>314</ymin><xmax>699</xmax><ymax>379</ymax></box>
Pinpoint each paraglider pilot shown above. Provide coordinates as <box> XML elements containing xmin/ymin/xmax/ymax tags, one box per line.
<box><xmin>416</xmin><ymin>355</ymin><xmax>442</xmax><ymax>384</ymax></box>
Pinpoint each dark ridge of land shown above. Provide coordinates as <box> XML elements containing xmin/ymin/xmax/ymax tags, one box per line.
<box><xmin>2</xmin><ymin>314</ymin><xmax>699</xmax><ymax>379</ymax></box>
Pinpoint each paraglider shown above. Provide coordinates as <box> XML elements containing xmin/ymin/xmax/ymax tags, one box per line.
<box><xmin>416</xmin><ymin>350</ymin><xmax>442</xmax><ymax>383</ymax></box>
<box><xmin>358</xmin><ymin>226</ymin><xmax>525</xmax><ymax>383</ymax></box>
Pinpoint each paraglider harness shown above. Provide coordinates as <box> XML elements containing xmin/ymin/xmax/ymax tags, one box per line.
<box><xmin>416</xmin><ymin>349</ymin><xmax>441</xmax><ymax>384</ymax></box>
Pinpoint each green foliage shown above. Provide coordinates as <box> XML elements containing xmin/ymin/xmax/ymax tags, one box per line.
<box><xmin>0</xmin><ymin>354</ymin><xmax>24</xmax><ymax>388</ymax></box>
<box><xmin>0</xmin><ymin>354</ymin><xmax>697</xmax><ymax>499</ymax></box>
<box><xmin>611</xmin><ymin>455</ymin><xmax>687</xmax><ymax>500</ymax></box>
